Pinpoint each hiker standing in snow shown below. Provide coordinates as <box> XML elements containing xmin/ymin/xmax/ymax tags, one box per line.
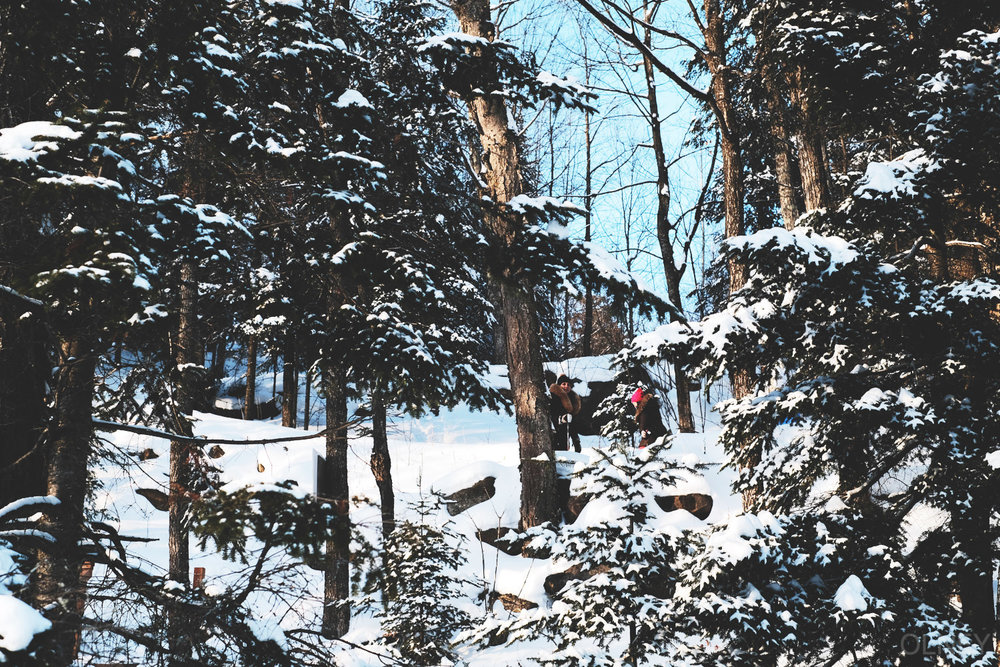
<box><xmin>549</xmin><ymin>374</ymin><xmax>582</xmax><ymax>452</ymax></box>
<box><xmin>630</xmin><ymin>387</ymin><xmax>668</xmax><ymax>448</ymax></box>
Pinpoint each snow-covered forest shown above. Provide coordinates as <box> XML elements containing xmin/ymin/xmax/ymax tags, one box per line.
<box><xmin>2</xmin><ymin>0</ymin><xmax>1000</xmax><ymax>665</ymax></box>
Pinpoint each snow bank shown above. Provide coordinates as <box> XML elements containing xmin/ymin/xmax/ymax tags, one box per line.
<box><xmin>0</xmin><ymin>594</ymin><xmax>51</xmax><ymax>654</ymax></box>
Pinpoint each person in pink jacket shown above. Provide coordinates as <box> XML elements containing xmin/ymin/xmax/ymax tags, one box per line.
<box><xmin>630</xmin><ymin>387</ymin><xmax>668</xmax><ymax>448</ymax></box>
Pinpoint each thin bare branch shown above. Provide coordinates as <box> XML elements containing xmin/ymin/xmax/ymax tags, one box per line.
<box><xmin>92</xmin><ymin>419</ymin><xmax>359</xmax><ymax>445</ymax></box>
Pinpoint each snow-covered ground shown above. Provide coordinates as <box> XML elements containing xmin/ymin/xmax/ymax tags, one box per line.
<box><xmin>80</xmin><ymin>356</ymin><xmax>741</xmax><ymax>663</ymax></box>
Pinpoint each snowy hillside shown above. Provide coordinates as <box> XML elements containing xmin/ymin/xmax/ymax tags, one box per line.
<box><xmin>81</xmin><ymin>356</ymin><xmax>739</xmax><ymax>664</ymax></box>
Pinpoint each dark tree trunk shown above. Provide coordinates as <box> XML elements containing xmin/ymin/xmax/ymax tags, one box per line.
<box><xmin>582</xmin><ymin>39</ymin><xmax>594</xmax><ymax>357</ymax></box>
<box><xmin>167</xmin><ymin>440</ymin><xmax>193</xmax><ymax>665</ymax></box>
<box><xmin>282</xmin><ymin>333</ymin><xmax>298</xmax><ymax>428</ymax></box>
<box><xmin>304</xmin><ymin>367</ymin><xmax>312</xmax><ymax>430</ymax></box>
<box><xmin>701</xmin><ymin>0</ymin><xmax>747</xmax><ymax>296</ymax></box>
<box><xmin>211</xmin><ymin>337</ymin><xmax>227</xmax><ymax>380</ymax></box>
<box><xmin>582</xmin><ymin>105</ymin><xmax>594</xmax><ymax>357</ymax></box>
<box><xmin>488</xmin><ymin>279</ymin><xmax>507</xmax><ymax>364</ymax></box>
<box><xmin>244</xmin><ymin>333</ymin><xmax>258</xmax><ymax>420</ymax></box>
<box><xmin>642</xmin><ymin>10</ymin><xmax>695</xmax><ymax>433</ymax></box>
<box><xmin>33</xmin><ymin>338</ymin><xmax>97</xmax><ymax>667</ymax></box>
<box><xmin>168</xmin><ymin>260</ymin><xmax>201</xmax><ymax>666</ymax></box>
<box><xmin>321</xmin><ymin>364</ymin><xmax>351</xmax><ymax>639</ymax></box>
<box><xmin>369</xmin><ymin>390</ymin><xmax>394</xmax><ymax>538</ymax></box>
<box><xmin>450</xmin><ymin>0</ymin><xmax>558</xmax><ymax>529</ymax></box>
<box><xmin>0</xmin><ymin>287</ymin><xmax>49</xmax><ymax>508</ymax></box>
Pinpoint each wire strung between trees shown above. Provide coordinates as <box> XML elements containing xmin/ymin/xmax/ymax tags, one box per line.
<box><xmin>92</xmin><ymin>418</ymin><xmax>362</xmax><ymax>446</ymax></box>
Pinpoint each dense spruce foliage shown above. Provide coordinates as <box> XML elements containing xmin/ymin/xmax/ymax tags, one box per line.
<box><xmin>2</xmin><ymin>0</ymin><xmax>1000</xmax><ymax>665</ymax></box>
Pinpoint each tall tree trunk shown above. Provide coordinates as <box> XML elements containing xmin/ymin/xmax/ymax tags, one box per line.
<box><xmin>500</xmin><ymin>280</ymin><xmax>559</xmax><ymax>528</ymax></box>
<box><xmin>282</xmin><ymin>333</ymin><xmax>298</xmax><ymax>428</ymax></box>
<box><xmin>581</xmin><ymin>32</ymin><xmax>594</xmax><ymax>357</ymax></box>
<box><xmin>763</xmin><ymin>64</ymin><xmax>803</xmax><ymax>230</ymax></box>
<box><xmin>704</xmin><ymin>0</ymin><xmax>751</xmax><ymax>405</ymax></box>
<box><xmin>304</xmin><ymin>366</ymin><xmax>312</xmax><ymax>430</ymax></box>
<box><xmin>168</xmin><ymin>259</ymin><xmax>200</xmax><ymax>666</ymax></box>
<box><xmin>704</xmin><ymin>0</ymin><xmax>746</xmax><ymax>295</ymax></box>
<box><xmin>244</xmin><ymin>333</ymin><xmax>258</xmax><ymax>420</ymax></box>
<box><xmin>33</xmin><ymin>338</ymin><xmax>97</xmax><ymax>667</ymax></box>
<box><xmin>450</xmin><ymin>0</ymin><xmax>558</xmax><ymax>529</ymax></box>
<box><xmin>321</xmin><ymin>363</ymin><xmax>351</xmax><ymax>639</ymax></box>
<box><xmin>369</xmin><ymin>390</ymin><xmax>394</xmax><ymax>538</ymax></box>
<box><xmin>582</xmin><ymin>104</ymin><xmax>594</xmax><ymax>357</ymax></box>
<box><xmin>0</xmin><ymin>287</ymin><xmax>49</xmax><ymax>508</ymax></box>
<box><xmin>704</xmin><ymin>0</ymin><xmax>755</xmax><ymax>507</ymax></box>
<box><xmin>642</xmin><ymin>9</ymin><xmax>695</xmax><ymax>433</ymax></box>
<box><xmin>790</xmin><ymin>67</ymin><xmax>830</xmax><ymax>213</ymax></box>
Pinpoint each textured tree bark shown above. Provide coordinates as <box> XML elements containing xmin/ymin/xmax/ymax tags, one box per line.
<box><xmin>321</xmin><ymin>364</ymin><xmax>351</xmax><ymax>639</ymax></box>
<box><xmin>450</xmin><ymin>0</ymin><xmax>558</xmax><ymax>529</ymax></box>
<box><xmin>488</xmin><ymin>273</ymin><xmax>507</xmax><ymax>365</ymax></box>
<box><xmin>501</xmin><ymin>280</ymin><xmax>559</xmax><ymax>528</ymax></box>
<box><xmin>33</xmin><ymin>338</ymin><xmax>97</xmax><ymax>667</ymax></box>
<box><xmin>369</xmin><ymin>390</ymin><xmax>394</xmax><ymax>538</ymax></box>
<box><xmin>281</xmin><ymin>333</ymin><xmax>298</xmax><ymax>428</ymax></box>
<box><xmin>244</xmin><ymin>333</ymin><xmax>258</xmax><ymax>420</ymax></box>
<box><xmin>704</xmin><ymin>0</ymin><xmax>755</xmax><ymax>508</ymax></box>
<box><xmin>642</xmin><ymin>11</ymin><xmax>695</xmax><ymax>433</ymax></box>
<box><xmin>763</xmin><ymin>64</ymin><xmax>803</xmax><ymax>230</ymax></box>
<box><xmin>0</xmin><ymin>287</ymin><xmax>49</xmax><ymax>508</ymax></box>
<box><xmin>790</xmin><ymin>67</ymin><xmax>831</xmax><ymax>213</ymax></box>
<box><xmin>704</xmin><ymin>3</ymin><xmax>746</xmax><ymax>296</ymax></box>
<box><xmin>168</xmin><ymin>259</ymin><xmax>201</xmax><ymax>666</ymax></box>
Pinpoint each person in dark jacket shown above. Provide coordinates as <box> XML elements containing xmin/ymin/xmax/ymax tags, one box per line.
<box><xmin>630</xmin><ymin>387</ymin><xmax>668</xmax><ymax>447</ymax></box>
<box><xmin>550</xmin><ymin>374</ymin><xmax>582</xmax><ymax>452</ymax></box>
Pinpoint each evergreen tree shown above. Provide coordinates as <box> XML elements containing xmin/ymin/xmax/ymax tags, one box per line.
<box><xmin>469</xmin><ymin>443</ymin><xmax>686</xmax><ymax>666</ymax></box>
<box><xmin>667</xmin><ymin>505</ymin><xmax>992</xmax><ymax>666</ymax></box>
<box><xmin>641</xmin><ymin>13</ymin><xmax>1000</xmax><ymax>661</ymax></box>
<box><xmin>377</xmin><ymin>498</ymin><xmax>471</xmax><ymax>665</ymax></box>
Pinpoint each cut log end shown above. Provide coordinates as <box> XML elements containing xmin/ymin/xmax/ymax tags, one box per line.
<box><xmin>443</xmin><ymin>476</ymin><xmax>497</xmax><ymax>516</ymax></box>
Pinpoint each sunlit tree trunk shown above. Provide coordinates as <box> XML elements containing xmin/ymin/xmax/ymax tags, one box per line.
<box><xmin>790</xmin><ymin>67</ymin><xmax>831</xmax><ymax>213</ymax></box>
<box><xmin>763</xmin><ymin>64</ymin><xmax>803</xmax><ymax>230</ymax></box>
<box><xmin>449</xmin><ymin>0</ymin><xmax>557</xmax><ymax>529</ymax></box>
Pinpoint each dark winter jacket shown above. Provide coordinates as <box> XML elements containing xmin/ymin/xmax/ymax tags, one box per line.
<box><xmin>634</xmin><ymin>393</ymin><xmax>667</xmax><ymax>447</ymax></box>
<box><xmin>550</xmin><ymin>383</ymin><xmax>582</xmax><ymax>452</ymax></box>
<box><xmin>549</xmin><ymin>383</ymin><xmax>582</xmax><ymax>422</ymax></box>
